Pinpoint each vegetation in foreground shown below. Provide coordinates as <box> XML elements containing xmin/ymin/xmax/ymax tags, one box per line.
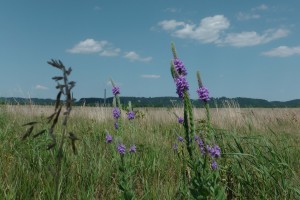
<box><xmin>0</xmin><ymin>44</ymin><xmax>300</xmax><ymax>199</ymax></box>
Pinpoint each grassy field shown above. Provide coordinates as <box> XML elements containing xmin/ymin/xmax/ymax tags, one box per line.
<box><xmin>0</xmin><ymin>104</ymin><xmax>299</xmax><ymax>199</ymax></box>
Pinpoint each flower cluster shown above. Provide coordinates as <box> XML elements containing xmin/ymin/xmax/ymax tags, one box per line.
<box><xmin>113</xmin><ymin>107</ymin><xmax>121</xmax><ymax>119</ymax></box>
<box><xmin>174</xmin><ymin>58</ymin><xmax>187</xmax><ymax>76</ymax></box>
<box><xmin>206</xmin><ymin>144</ymin><xmax>221</xmax><ymax>170</ymax></box>
<box><xmin>106</xmin><ymin>133</ymin><xmax>113</xmax><ymax>143</ymax></box>
<box><xmin>127</xmin><ymin>111</ymin><xmax>135</xmax><ymax>120</ymax></box>
<box><xmin>178</xmin><ymin>136</ymin><xmax>184</xmax><ymax>142</ymax></box>
<box><xmin>117</xmin><ymin>144</ymin><xmax>126</xmax><ymax>155</ymax></box>
<box><xmin>175</xmin><ymin>76</ymin><xmax>189</xmax><ymax>99</ymax></box>
<box><xmin>178</xmin><ymin>117</ymin><xmax>184</xmax><ymax>124</ymax></box>
<box><xmin>196</xmin><ymin>86</ymin><xmax>210</xmax><ymax>102</ymax></box>
<box><xmin>112</xmin><ymin>86</ymin><xmax>120</xmax><ymax>96</ymax></box>
<box><xmin>129</xmin><ymin>145</ymin><xmax>136</xmax><ymax>153</ymax></box>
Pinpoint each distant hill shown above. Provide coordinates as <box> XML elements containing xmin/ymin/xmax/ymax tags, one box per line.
<box><xmin>1</xmin><ymin>96</ymin><xmax>300</xmax><ymax>108</ymax></box>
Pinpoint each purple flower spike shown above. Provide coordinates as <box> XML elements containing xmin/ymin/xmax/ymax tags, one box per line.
<box><xmin>178</xmin><ymin>136</ymin><xmax>184</xmax><ymax>142</ymax></box>
<box><xmin>127</xmin><ymin>111</ymin><xmax>135</xmax><ymax>120</ymax></box>
<box><xmin>117</xmin><ymin>144</ymin><xmax>126</xmax><ymax>155</ymax></box>
<box><xmin>175</xmin><ymin>76</ymin><xmax>189</xmax><ymax>99</ymax></box>
<box><xmin>211</xmin><ymin>145</ymin><xmax>221</xmax><ymax>158</ymax></box>
<box><xmin>198</xmin><ymin>139</ymin><xmax>206</xmax><ymax>155</ymax></box>
<box><xmin>105</xmin><ymin>134</ymin><xmax>113</xmax><ymax>143</ymax></box>
<box><xmin>113</xmin><ymin>107</ymin><xmax>120</xmax><ymax>119</ymax></box>
<box><xmin>178</xmin><ymin>117</ymin><xmax>184</xmax><ymax>124</ymax></box>
<box><xmin>211</xmin><ymin>160</ymin><xmax>218</xmax><ymax>170</ymax></box>
<box><xmin>173</xmin><ymin>58</ymin><xmax>187</xmax><ymax>76</ymax></box>
<box><xmin>129</xmin><ymin>145</ymin><xmax>136</xmax><ymax>153</ymax></box>
<box><xmin>194</xmin><ymin>135</ymin><xmax>199</xmax><ymax>141</ymax></box>
<box><xmin>114</xmin><ymin>122</ymin><xmax>118</xmax><ymax>129</ymax></box>
<box><xmin>197</xmin><ymin>86</ymin><xmax>210</xmax><ymax>102</ymax></box>
<box><xmin>112</xmin><ymin>86</ymin><xmax>120</xmax><ymax>96</ymax></box>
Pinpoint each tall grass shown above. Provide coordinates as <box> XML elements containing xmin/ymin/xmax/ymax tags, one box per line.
<box><xmin>1</xmin><ymin>104</ymin><xmax>300</xmax><ymax>199</ymax></box>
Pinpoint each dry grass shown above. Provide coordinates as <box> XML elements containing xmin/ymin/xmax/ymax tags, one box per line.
<box><xmin>5</xmin><ymin>104</ymin><xmax>300</xmax><ymax>135</ymax></box>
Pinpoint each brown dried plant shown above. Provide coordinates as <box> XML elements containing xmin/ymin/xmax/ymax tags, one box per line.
<box><xmin>21</xmin><ymin>59</ymin><xmax>78</xmax><ymax>199</ymax></box>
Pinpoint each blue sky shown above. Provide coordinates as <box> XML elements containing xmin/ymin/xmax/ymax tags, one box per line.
<box><xmin>1</xmin><ymin>1</ymin><xmax>300</xmax><ymax>101</ymax></box>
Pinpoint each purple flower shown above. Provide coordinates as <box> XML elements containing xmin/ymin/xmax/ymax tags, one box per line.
<box><xmin>112</xmin><ymin>107</ymin><xmax>120</xmax><ymax>119</ymax></box>
<box><xmin>117</xmin><ymin>144</ymin><xmax>126</xmax><ymax>155</ymax></box>
<box><xmin>127</xmin><ymin>111</ymin><xmax>135</xmax><ymax>120</ymax></box>
<box><xmin>207</xmin><ymin>144</ymin><xmax>221</xmax><ymax>158</ymax></box>
<box><xmin>112</xmin><ymin>86</ymin><xmax>120</xmax><ymax>96</ymax></box>
<box><xmin>178</xmin><ymin>117</ymin><xmax>184</xmax><ymax>124</ymax></box>
<box><xmin>194</xmin><ymin>135</ymin><xmax>199</xmax><ymax>141</ymax></box>
<box><xmin>175</xmin><ymin>76</ymin><xmax>189</xmax><ymax>99</ymax></box>
<box><xmin>105</xmin><ymin>134</ymin><xmax>113</xmax><ymax>143</ymax></box>
<box><xmin>198</xmin><ymin>139</ymin><xmax>206</xmax><ymax>155</ymax></box>
<box><xmin>173</xmin><ymin>58</ymin><xmax>187</xmax><ymax>76</ymax></box>
<box><xmin>178</xmin><ymin>136</ymin><xmax>184</xmax><ymax>142</ymax></box>
<box><xmin>196</xmin><ymin>86</ymin><xmax>210</xmax><ymax>102</ymax></box>
<box><xmin>129</xmin><ymin>145</ymin><xmax>136</xmax><ymax>153</ymax></box>
<box><xmin>114</xmin><ymin>122</ymin><xmax>118</xmax><ymax>129</ymax></box>
<box><xmin>211</xmin><ymin>160</ymin><xmax>218</xmax><ymax>170</ymax></box>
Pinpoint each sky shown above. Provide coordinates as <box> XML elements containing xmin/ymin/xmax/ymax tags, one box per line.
<box><xmin>0</xmin><ymin>0</ymin><xmax>300</xmax><ymax>101</ymax></box>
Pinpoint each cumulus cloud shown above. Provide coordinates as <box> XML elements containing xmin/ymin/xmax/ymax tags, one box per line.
<box><xmin>262</xmin><ymin>46</ymin><xmax>300</xmax><ymax>57</ymax></box>
<box><xmin>223</xmin><ymin>28</ymin><xmax>289</xmax><ymax>47</ymax></box>
<box><xmin>141</xmin><ymin>74</ymin><xmax>160</xmax><ymax>79</ymax></box>
<box><xmin>124</xmin><ymin>51</ymin><xmax>152</xmax><ymax>62</ymax></box>
<box><xmin>67</xmin><ymin>39</ymin><xmax>151</xmax><ymax>60</ymax></box>
<box><xmin>158</xmin><ymin>15</ymin><xmax>289</xmax><ymax>47</ymax></box>
<box><xmin>35</xmin><ymin>85</ymin><xmax>48</xmax><ymax>90</ymax></box>
<box><xmin>158</xmin><ymin>15</ymin><xmax>230</xmax><ymax>44</ymax></box>
<box><xmin>67</xmin><ymin>38</ymin><xmax>108</xmax><ymax>54</ymax></box>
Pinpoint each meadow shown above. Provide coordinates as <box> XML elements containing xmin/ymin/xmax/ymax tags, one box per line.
<box><xmin>0</xmin><ymin>104</ymin><xmax>299</xmax><ymax>199</ymax></box>
<box><xmin>1</xmin><ymin>46</ymin><xmax>300</xmax><ymax>199</ymax></box>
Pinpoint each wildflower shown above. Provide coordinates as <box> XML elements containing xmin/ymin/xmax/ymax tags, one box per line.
<box><xmin>105</xmin><ymin>134</ymin><xmax>113</xmax><ymax>143</ymax></box>
<box><xmin>129</xmin><ymin>145</ymin><xmax>136</xmax><ymax>153</ymax></box>
<box><xmin>178</xmin><ymin>136</ymin><xmax>184</xmax><ymax>142</ymax></box>
<box><xmin>175</xmin><ymin>76</ymin><xmax>189</xmax><ymax>99</ymax></box>
<box><xmin>178</xmin><ymin>117</ymin><xmax>184</xmax><ymax>124</ymax></box>
<box><xmin>112</xmin><ymin>86</ymin><xmax>120</xmax><ymax>96</ymax></box>
<box><xmin>194</xmin><ymin>135</ymin><xmax>199</xmax><ymax>141</ymax></box>
<box><xmin>127</xmin><ymin>111</ymin><xmax>135</xmax><ymax>120</ymax></box>
<box><xmin>173</xmin><ymin>58</ymin><xmax>187</xmax><ymax>76</ymax></box>
<box><xmin>210</xmin><ymin>145</ymin><xmax>221</xmax><ymax>158</ymax></box>
<box><xmin>117</xmin><ymin>144</ymin><xmax>126</xmax><ymax>155</ymax></box>
<box><xmin>113</xmin><ymin>107</ymin><xmax>121</xmax><ymax>119</ymax></box>
<box><xmin>198</xmin><ymin>139</ymin><xmax>205</xmax><ymax>154</ymax></box>
<box><xmin>196</xmin><ymin>86</ymin><xmax>210</xmax><ymax>102</ymax></box>
<box><xmin>114</xmin><ymin>122</ymin><xmax>118</xmax><ymax>129</ymax></box>
<box><xmin>211</xmin><ymin>160</ymin><xmax>218</xmax><ymax>170</ymax></box>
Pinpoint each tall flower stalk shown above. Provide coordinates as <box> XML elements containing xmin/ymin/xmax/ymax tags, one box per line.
<box><xmin>170</xmin><ymin>43</ymin><xmax>225</xmax><ymax>199</ymax></box>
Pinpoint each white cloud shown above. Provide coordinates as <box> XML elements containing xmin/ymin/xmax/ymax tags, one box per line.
<box><xmin>158</xmin><ymin>20</ymin><xmax>185</xmax><ymax>31</ymax></box>
<box><xmin>67</xmin><ymin>39</ymin><xmax>108</xmax><ymax>54</ymax></box>
<box><xmin>222</xmin><ymin>28</ymin><xmax>289</xmax><ymax>47</ymax></box>
<box><xmin>237</xmin><ymin>12</ymin><xmax>260</xmax><ymax>20</ymax></box>
<box><xmin>35</xmin><ymin>85</ymin><xmax>48</xmax><ymax>90</ymax></box>
<box><xmin>262</xmin><ymin>46</ymin><xmax>300</xmax><ymax>57</ymax></box>
<box><xmin>158</xmin><ymin>15</ymin><xmax>230</xmax><ymax>44</ymax></box>
<box><xmin>141</xmin><ymin>74</ymin><xmax>160</xmax><ymax>79</ymax></box>
<box><xmin>100</xmin><ymin>48</ymin><xmax>121</xmax><ymax>57</ymax></box>
<box><xmin>124</xmin><ymin>51</ymin><xmax>152</xmax><ymax>62</ymax></box>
